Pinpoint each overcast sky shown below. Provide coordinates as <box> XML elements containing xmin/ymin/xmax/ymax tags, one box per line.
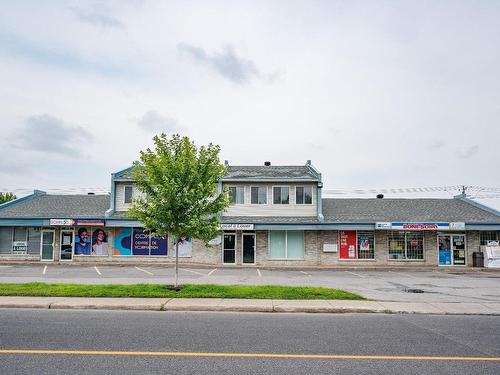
<box><xmin>0</xmin><ymin>1</ymin><xmax>499</xmax><ymax>208</ymax></box>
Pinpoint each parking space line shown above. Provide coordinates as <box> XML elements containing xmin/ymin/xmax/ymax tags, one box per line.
<box><xmin>300</xmin><ymin>271</ymin><xmax>312</xmax><ymax>277</ymax></box>
<box><xmin>257</xmin><ymin>269</ymin><xmax>262</xmax><ymax>277</ymax></box>
<box><xmin>135</xmin><ymin>266</ymin><xmax>154</xmax><ymax>276</ymax></box>
<box><xmin>94</xmin><ymin>266</ymin><xmax>102</xmax><ymax>276</ymax></box>
<box><xmin>183</xmin><ymin>268</ymin><xmax>206</xmax><ymax>276</ymax></box>
<box><xmin>42</xmin><ymin>265</ymin><xmax>47</xmax><ymax>275</ymax></box>
<box><xmin>207</xmin><ymin>269</ymin><xmax>217</xmax><ymax>276</ymax></box>
<box><xmin>389</xmin><ymin>271</ymin><xmax>418</xmax><ymax>279</ymax></box>
<box><xmin>345</xmin><ymin>271</ymin><xmax>366</xmax><ymax>278</ymax></box>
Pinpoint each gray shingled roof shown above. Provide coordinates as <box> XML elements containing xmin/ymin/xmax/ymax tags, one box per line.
<box><xmin>322</xmin><ymin>198</ymin><xmax>500</xmax><ymax>224</ymax></box>
<box><xmin>0</xmin><ymin>194</ymin><xmax>110</xmax><ymax>219</ymax></box>
<box><xmin>221</xmin><ymin>216</ymin><xmax>319</xmax><ymax>224</ymax></box>
<box><xmin>223</xmin><ymin>165</ymin><xmax>319</xmax><ymax>181</ymax></box>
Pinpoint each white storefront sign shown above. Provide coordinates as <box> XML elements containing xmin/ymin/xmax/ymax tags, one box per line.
<box><xmin>375</xmin><ymin>222</ymin><xmax>392</xmax><ymax>229</ymax></box>
<box><xmin>12</xmin><ymin>241</ymin><xmax>28</xmax><ymax>254</ymax></box>
<box><xmin>221</xmin><ymin>224</ymin><xmax>255</xmax><ymax>230</ymax></box>
<box><xmin>323</xmin><ymin>243</ymin><xmax>338</xmax><ymax>253</ymax></box>
<box><xmin>49</xmin><ymin>219</ymin><xmax>75</xmax><ymax>226</ymax></box>
<box><xmin>449</xmin><ymin>222</ymin><xmax>466</xmax><ymax>230</ymax></box>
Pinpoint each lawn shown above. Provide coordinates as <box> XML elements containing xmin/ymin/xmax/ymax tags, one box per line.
<box><xmin>0</xmin><ymin>283</ymin><xmax>364</xmax><ymax>300</ymax></box>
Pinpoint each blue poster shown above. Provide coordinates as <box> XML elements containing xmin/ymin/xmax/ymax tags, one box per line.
<box><xmin>439</xmin><ymin>249</ymin><xmax>451</xmax><ymax>265</ymax></box>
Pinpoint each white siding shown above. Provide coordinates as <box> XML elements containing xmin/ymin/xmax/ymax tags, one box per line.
<box><xmin>115</xmin><ymin>182</ymin><xmax>140</xmax><ymax>212</ymax></box>
<box><xmin>224</xmin><ymin>182</ymin><xmax>318</xmax><ymax>217</ymax></box>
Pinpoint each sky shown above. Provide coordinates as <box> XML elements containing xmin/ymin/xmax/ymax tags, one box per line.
<box><xmin>0</xmin><ymin>0</ymin><xmax>499</xmax><ymax>208</ymax></box>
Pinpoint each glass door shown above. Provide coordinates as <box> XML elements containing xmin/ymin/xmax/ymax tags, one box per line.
<box><xmin>223</xmin><ymin>233</ymin><xmax>236</xmax><ymax>264</ymax></box>
<box><xmin>438</xmin><ymin>235</ymin><xmax>452</xmax><ymax>265</ymax></box>
<box><xmin>242</xmin><ymin>233</ymin><xmax>255</xmax><ymax>264</ymax></box>
<box><xmin>40</xmin><ymin>230</ymin><xmax>55</xmax><ymax>261</ymax></box>
<box><xmin>452</xmin><ymin>235</ymin><xmax>466</xmax><ymax>265</ymax></box>
<box><xmin>60</xmin><ymin>230</ymin><xmax>74</xmax><ymax>261</ymax></box>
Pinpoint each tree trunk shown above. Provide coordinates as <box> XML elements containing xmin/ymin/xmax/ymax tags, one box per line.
<box><xmin>174</xmin><ymin>239</ymin><xmax>179</xmax><ymax>288</ymax></box>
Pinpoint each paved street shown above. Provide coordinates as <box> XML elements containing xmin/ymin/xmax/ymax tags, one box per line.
<box><xmin>1</xmin><ymin>264</ymin><xmax>500</xmax><ymax>303</ymax></box>
<box><xmin>1</xmin><ymin>309</ymin><xmax>499</xmax><ymax>374</ymax></box>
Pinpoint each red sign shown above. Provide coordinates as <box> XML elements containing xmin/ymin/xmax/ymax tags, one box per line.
<box><xmin>339</xmin><ymin>230</ymin><xmax>357</xmax><ymax>259</ymax></box>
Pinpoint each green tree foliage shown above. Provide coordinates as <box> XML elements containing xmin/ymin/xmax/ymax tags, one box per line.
<box><xmin>129</xmin><ymin>134</ymin><xmax>230</xmax><ymax>286</ymax></box>
<box><xmin>0</xmin><ymin>192</ymin><xmax>17</xmax><ymax>205</ymax></box>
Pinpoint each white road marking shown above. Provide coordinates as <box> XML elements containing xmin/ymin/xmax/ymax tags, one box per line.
<box><xmin>94</xmin><ymin>266</ymin><xmax>102</xmax><ymax>276</ymax></box>
<box><xmin>344</xmin><ymin>270</ymin><xmax>366</xmax><ymax>278</ymax></box>
<box><xmin>183</xmin><ymin>268</ymin><xmax>205</xmax><ymax>276</ymax></box>
<box><xmin>300</xmin><ymin>271</ymin><xmax>312</xmax><ymax>277</ymax></box>
<box><xmin>42</xmin><ymin>265</ymin><xmax>47</xmax><ymax>275</ymax></box>
<box><xmin>135</xmin><ymin>266</ymin><xmax>154</xmax><ymax>276</ymax></box>
<box><xmin>256</xmin><ymin>269</ymin><xmax>262</xmax><ymax>277</ymax></box>
<box><xmin>0</xmin><ymin>266</ymin><xmax>12</xmax><ymax>268</ymax></box>
<box><xmin>207</xmin><ymin>269</ymin><xmax>217</xmax><ymax>276</ymax></box>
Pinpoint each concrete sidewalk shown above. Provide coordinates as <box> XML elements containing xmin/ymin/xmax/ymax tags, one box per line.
<box><xmin>1</xmin><ymin>296</ymin><xmax>500</xmax><ymax>315</ymax></box>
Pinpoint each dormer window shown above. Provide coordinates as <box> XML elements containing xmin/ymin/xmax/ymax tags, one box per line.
<box><xmin>296</xmin><ymin>186</ymin><xmax>313</xmax><ymax>205</ymax></box>
<box><xmin>124</xmin><ymin>186</ymin><xmax>133</xmax><ymax>204</ymax></box>
<box><xmin>273</xmin><ymin>186</ymin><xmax>289</xmax><ymax>204</ymax></box>
<box><xmin>228</xmin><ymin>186</ymin><xmax>244</xmax><ymax>205</ymax></box>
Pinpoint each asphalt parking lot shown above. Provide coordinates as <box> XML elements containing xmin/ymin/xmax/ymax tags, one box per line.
<box><xmin>1</xmin><ymin>264</ymin><xmax>499</xmax><ymax>303</ymax></box>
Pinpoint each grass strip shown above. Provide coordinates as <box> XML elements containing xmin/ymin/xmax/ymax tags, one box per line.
<box><xmin>0</xmin><ymin>282</ymin><xmax>364</xmax><ymax>300</ymax></box>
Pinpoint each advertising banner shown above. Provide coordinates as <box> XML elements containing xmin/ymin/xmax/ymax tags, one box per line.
<box><xmin>113</xmin><ymin>228</ymin><xmax>167</xmax><ymax>256</ymax></box>
<box><xmin>75</xmin><ymin>227</ymin><xmax>109</xmax><ymax>256</ymax></box>
<box><xmin>339</xmin><ymin>230</ymin><xmax>356</xmax><ymax>259</ymax></box>
<box><xmin>174</xmin><ymin>237</ymin><xmax>192</xmax><ymax>257</ymax></box>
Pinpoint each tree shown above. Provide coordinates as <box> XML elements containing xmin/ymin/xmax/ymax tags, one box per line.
<box><xmin>0</xmin><ymin>192</ymin><xmax>17</xmax><ymax>205</ymax></box>
<box><xmin>128</xmin><ymin>134</ymin><xmax>230</xmax><ymax>287</ymax></box>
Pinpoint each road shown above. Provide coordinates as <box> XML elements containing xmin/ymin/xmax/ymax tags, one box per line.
<box><xmin>1</xmin><ymin>264</ymin><xmax>500</xmax><ymax>303</ymax></box>
<box><xmin>1</xmin><ymin>309</ymin><xmax>499</xmax><ymax>374</ymax></box>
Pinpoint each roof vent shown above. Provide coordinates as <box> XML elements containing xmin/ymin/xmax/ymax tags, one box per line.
<box><xmin>376</xmin><ymin>194</ymin><xmax>384</xmax><ymax>199</ymax></box>
<box><xmin>264</xmin><ymin>161</ymin><xmax>271</xmax><ymax>166</ymax></box>
<box><xmin>88</xmin><ymin>192</ymin><xmax>95</xmax><ymax>195</ymax></box>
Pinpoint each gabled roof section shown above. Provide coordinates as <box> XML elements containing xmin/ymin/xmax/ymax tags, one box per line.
<box><xmin>0</xmin><ymin>194</ymin><xmax>110</xmax><ymax>219</ymax></box>
<box><xmin>113</xmin><ymin>166</ymin><xmax>133</xmax><ymax>180</ymax></box>
<box><xmin>222</xmin><ymin>161</ymin><xmax>320</xmax><ymax>182</ymax></box>
<box><xmin>322</xmin><ymin>198</ymin><xmax>500</xmax><ymax>224</ymax></box>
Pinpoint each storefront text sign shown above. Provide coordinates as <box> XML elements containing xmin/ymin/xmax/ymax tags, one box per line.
<box><xmin>12</xmin><ymin>241</ymin><xmax>28</xmax><ymax>254</ymax></box>
<box><xmin>221</xmin><ymin>224</ymin><xmax>255</xmax><ymax>230</ymax></box>
<box><xmin>390</xmin><ymin>223</ymin><xmax>450</xmax><ymax>230</ymax></box>
<box><xmin>49</xmin><ymin>219</ymin><xmax>75</xmax><ymax>226</ymax></box>
<box><xmin>74</xmin><ymin>219</ymin><xmax>105</xmax><ymax>226</ymax></box>
<box><xmin>375</xmin><ymin>222</ymin><xmax>391</xmax><ymax>229</ymax></box>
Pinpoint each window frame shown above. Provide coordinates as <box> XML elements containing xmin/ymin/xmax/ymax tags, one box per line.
<box><xmin>295</xmin><ymin>186</ymin><xmax>313</xmax><ymax>205</ymax></box>
<box><xmin>123</xmin><ymin>185</ymin><xmax>133</xmax><ymax>205</ymax></box>
<box><xmin>250</xmin><ymin>186</ymin><xmax>268</xmax><ymax>205</ymax></box>
<box><xmin>272</xmin><ymin>186</ymin><xmax>290</xmax><ymax>205</ymax></box>
<box><xmin>228</xmin><ymin>186</ymin><xmax>245</xmax><ymax>205</ymax></box>
<box><xmin>268</xmin><ymin>230</ymin><xmax>304</xmax><ymax>260</ymax></box>
<box><xmin>387</xmin><ymin>231</ymin><xmax>425</xmax><ymax>261</ymax></box>
<box><xmin>480</xmin><ymin>231</ymin><xmax>498</xmax><ymax>246</ymax></box>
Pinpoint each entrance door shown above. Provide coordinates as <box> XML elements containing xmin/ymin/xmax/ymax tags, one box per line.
<box><xmin>438</xmin><ymin>234</ymin><xmax>466</xmax><ymax>266</ymax></box>
<box><xmin>60</xmin><ymin>230</ymin><xmax>74</xmax><ymax>261</ymax></box>
<box><xmin>223</xmin><ymin>233</ymin><xmax>236</xmax><ymax>264</ymax></box>
<box><xmin>40</xmin><ymin>230</ymin><xmax>55</xmax><ymax>261</ymax></box>
<box><xmin>242</xmin><ymin>233</ymin><xmax>255</xmax><ymax>264</ymax></box>
<box><xmin>452</xmin><ymin>235</ymin><xmax>466</xmax><ymax>265</ymax></box>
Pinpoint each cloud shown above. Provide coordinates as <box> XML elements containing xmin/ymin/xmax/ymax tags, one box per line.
<box><xmin>137</xmin><ymin>110</ymin><xmax>179</xmax><ymax>132</ymax></box>
<box><xmin>457</xmin><ymin>145</ymin><xmax>479</xmax><ymax>159</ymax></box>
<box><xmin>11</xmin><ymin>114</ymin><xmax>93</xmax><ymax>157</ymax></box>
<box><xmin>70</xmin><ymin>7</ymin><xmax>125</xmax><ymax>29</ymax></box>
<box><xmin>427</xmin><ymin>139</ymin><xmax>445</xmax><ymax>151</ymax></box>
<box><xmin>178</xmin><ymin>43</ymin><xmax>270</xmax><ymax>84</ymax></box>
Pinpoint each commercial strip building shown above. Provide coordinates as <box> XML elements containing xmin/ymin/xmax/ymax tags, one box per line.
<box><xmin>1</xmin><ymin>161</ymin><xmax>499</xmax><ymax>267</ymax></box>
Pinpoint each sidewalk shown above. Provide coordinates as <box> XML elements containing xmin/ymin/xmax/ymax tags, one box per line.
<box><xmin>1</xmin><ymin>296</ymin><xmax>500</xmax><ymax>315</ymax></box>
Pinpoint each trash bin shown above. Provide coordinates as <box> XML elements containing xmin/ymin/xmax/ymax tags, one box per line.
<box><xmin>472</xmin><ymin>252</ymin><xmax>484</xmax><ymax>268</ymax></box>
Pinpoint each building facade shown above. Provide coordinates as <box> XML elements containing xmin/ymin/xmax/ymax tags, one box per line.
<box><xmin>1</xmin><ymin>161</ymin><xmax>499</xmax><ymax>267</ymax></box>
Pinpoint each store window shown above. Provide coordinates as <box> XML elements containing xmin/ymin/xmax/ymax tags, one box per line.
<box><xmin>269</xmin><ymin>230</ymin><xmax>304</xmax><ymax>259</ymax></box>
<box><xmin>251</xmin><ymin>187</ymin><xmax>267</xmax><ymax>204</ymax></box>
<box><xmin>0</xmin><ymin>227</ymin><xmax>13</xmax><ymax>254</ymax></box>
<box><xmin>388</xmin><ymin>232</ymin><xmax>424</xmax><ymax>260</ymax></box>
<box><xmin>480</xmin><ymin>231</ymin><xmax>498</xmax><ymax>246</ymax></box>
<box><xmin>339</xmin><ymin>231</ymin><xmax>375</xmax><ymax>259</ymax></box>
<box><xmin>112</xmin><ymin>227</ymin><xmax>168</xmax><ymax>256</ymax></box>
<box><xmin>228</xmin><ymin>186</ymin><xmax>244</xmax><ymax>204</ymax></box>
<box><xmin>295</xmin><ymin>186</ymin><xmax>313</xmax><ymax>205</ymax></box>
<box><xmin>273</xmin><ymin>187</ymin><xmax>290</xmax><ymax>204</ymax></box>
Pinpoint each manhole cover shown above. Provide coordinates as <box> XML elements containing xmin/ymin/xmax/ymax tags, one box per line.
<box><xmin>404</xmin><ymin>288</ymin><xmax>424</xmax><ymax>293</ymax></box>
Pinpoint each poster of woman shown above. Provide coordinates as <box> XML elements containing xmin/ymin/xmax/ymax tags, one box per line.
<box><xmin>174</xmin><ymin>236</ymin><xmax>192</xmax><ymax>257</ymax></box>
<box><xmin>92</xmin><ymin>228</ymin><xmax>109</xmax><ymax>256</ymax></box>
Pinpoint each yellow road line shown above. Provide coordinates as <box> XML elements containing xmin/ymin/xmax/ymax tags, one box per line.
<box><xmin>0</xmin><ymin>349</ymin><xmax>499</xmax><ymax>361</ymax></box>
